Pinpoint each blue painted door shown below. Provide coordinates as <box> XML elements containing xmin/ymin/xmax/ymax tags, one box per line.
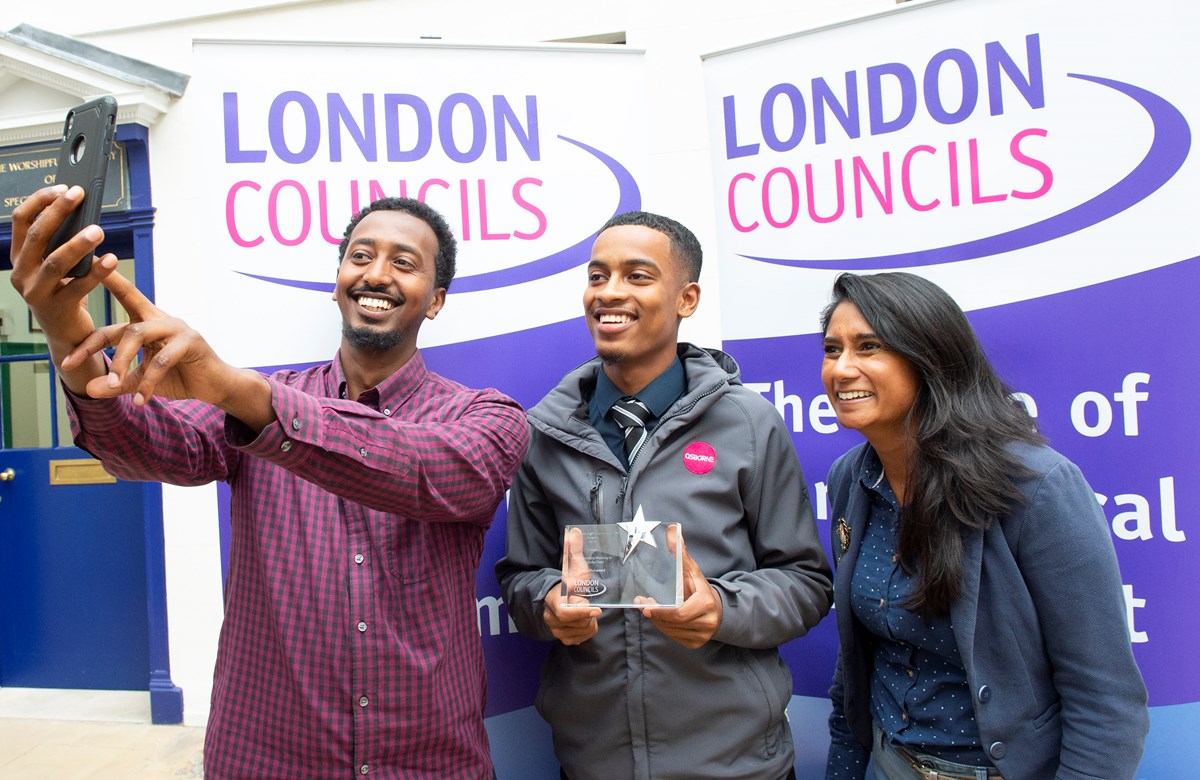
<box><xmin>0</xmin><ymin>272</ymin><xmax>150</xmax><ymax>690</ymax></box>
<box><xmin>0</xmin><ymin>444</ymin><xmax>149</xmax><ymax>689</ymax></box>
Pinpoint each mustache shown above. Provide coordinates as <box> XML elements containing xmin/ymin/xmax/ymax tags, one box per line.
<box><xmin>351</xmin><ymin>283</ymin><xmax>403</xmax><ymax>303</ymax></box>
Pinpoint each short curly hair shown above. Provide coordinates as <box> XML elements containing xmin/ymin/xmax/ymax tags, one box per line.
<box><xmin>337</xmin><ymin>197</ymin><xmax>458</xmax><ymax>291</ymax></box>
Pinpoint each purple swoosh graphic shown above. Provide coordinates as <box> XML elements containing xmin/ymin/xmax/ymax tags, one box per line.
<box><xmin>739</xmin><ymin>73</ymin><xmax>1191</xmax><ymax>270</ymax></box>
<box><xmin>236</xmin><ymin>134</ymin><xmax>641</xmax><ymax>294</ymax></box>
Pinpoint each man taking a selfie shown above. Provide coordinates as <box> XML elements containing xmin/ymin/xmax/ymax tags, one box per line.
<box><xmin>10</xmin><ymin>186</ymin><xmax>528</xmax><ymax>780</ymax></box>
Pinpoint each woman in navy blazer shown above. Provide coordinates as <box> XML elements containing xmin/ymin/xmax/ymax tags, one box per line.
<box><xmin>820</xmin><ymin>273</ymin><xmax>1147</xmax><ymax>780</ymax></box>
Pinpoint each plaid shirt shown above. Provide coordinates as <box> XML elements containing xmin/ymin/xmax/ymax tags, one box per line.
<box><xmin>69</xmin><ymin>350</ymin><xmax>529</xmax><ymax>779</ymax></box>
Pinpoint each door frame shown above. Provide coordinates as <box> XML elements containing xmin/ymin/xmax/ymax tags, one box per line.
<box><xmin>0</xmin><ymin>122</ymin><xmax>182</xmax><ymax>724</ymax></box>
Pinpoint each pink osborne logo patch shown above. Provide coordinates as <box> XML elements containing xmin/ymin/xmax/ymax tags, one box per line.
<box><xmin>683</xmin><ymin>441</ymin><xmax>717</xmax><ymax>475</ymax></box>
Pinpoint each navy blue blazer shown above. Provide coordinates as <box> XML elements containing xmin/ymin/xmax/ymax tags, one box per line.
<box><xmin>826</xmin><ymin>441</ymin><xmax>1148</xmax><ymax>780</ymax></box>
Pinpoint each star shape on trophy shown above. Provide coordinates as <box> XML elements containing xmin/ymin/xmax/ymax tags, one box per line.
<box><xmin>618</xmin><ymin>506</ymin><xmax>661</xmax><ymax>562</ymax></box>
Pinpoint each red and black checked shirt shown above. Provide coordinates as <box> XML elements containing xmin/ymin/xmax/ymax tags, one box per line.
<box><xmin>68</xmin><ymin>350</ymin><xmax>529</xmax><ymax>780</ymax></box>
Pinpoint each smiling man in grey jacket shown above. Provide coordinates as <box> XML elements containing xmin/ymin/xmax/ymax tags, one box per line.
<box><xmin>496</xmin><ymin>211</ymin><xmax>833</xmax><ymax>780</ymax></box>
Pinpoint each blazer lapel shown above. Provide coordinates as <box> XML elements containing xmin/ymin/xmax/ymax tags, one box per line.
<box><xmin>950</xmin><ymin>527</ymin><xmax>984</xmax><ymax>676</ymax></box>
<box><xmin>834</xmin><ymin>486</ymin><xmax>871</xmax><ymax>636</ymax></box>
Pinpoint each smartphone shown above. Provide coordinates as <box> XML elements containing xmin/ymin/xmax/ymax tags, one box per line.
<box><xmin>45</xmin><ymin>96</ymin><xmax>119</xmax><ymax>277</ymax></box>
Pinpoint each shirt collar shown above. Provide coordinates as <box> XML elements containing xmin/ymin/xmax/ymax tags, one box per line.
<box><xmin>333</xmin><ymin>349</ymin><xmax>428</xmax><ymax>412</ymax></box>
<box><xmin>858</xmin><ymin>446</ymin><xmax>900</xmax><ymax>506</ymax></box>
<box><xmin>858</xmin><ymin>446</ymin><xmax>887</xmax><ymax>491</ymax></box>
<box><xmin>590</xmin><ymin>369</ymin><xmax>623</xmax><ymax>421</ymax></box>
<box><xmin>593</xmin><ymin>357</ymin><xmax>685</xmax><ymax>420</ymax></box>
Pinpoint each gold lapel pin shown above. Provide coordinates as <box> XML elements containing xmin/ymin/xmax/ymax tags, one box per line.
<box><xmin>836</xmin><ymin>517</ymin><xmax>851</xmax><ymax>556</ymax></box>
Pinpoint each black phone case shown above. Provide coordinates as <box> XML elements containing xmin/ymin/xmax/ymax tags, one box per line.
<box><xmin>46</xmin><ymin>95</ymin><xmax>118</xmax><ymax>277</ymax></box>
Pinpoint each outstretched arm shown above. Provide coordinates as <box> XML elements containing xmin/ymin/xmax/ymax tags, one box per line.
<box><xmin>11</xmin><ymin>184</ymin><xmax>275</xmax><ymax>431</ymax></box>
<box><xmin>61</xmin><ymin>271</ymin><xmax>274</xmax><ymax>431</ymax></box>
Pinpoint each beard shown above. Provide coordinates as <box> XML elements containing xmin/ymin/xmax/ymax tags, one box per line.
<box><xmin>342</xmin><ymin>322</ymin><xmax>404</xmax><ymax>353</ymax></box>
<box><xmin>596</xmin><ymin>347</ymin><xmax>625</xmax><ymax>366</ymax></box>
<box><xmin>591</xmin><ymin>326</ymin><xmax>625</xmax><ymax>366</ymax></box>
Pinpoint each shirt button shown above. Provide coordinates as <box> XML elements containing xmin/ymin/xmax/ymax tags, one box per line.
<box><xmin>891</xmin><ymin>554</ymin><xmax>898</xmax><ymax>563</ymax></box>
<box><xmin>357</xmin><ymin>621</ymin><xmax>367</xmax><ymax>632</ymax></box>
<box><xmin>359</xmin><ymin>447</ymin><xmax>367</xmax><ymax>458</ymax></box>
<box><xmin>879</xmin><ymin>598</ymin><xmax>886</xmax><ymax>608</ymax></box>
<box><xmin>359</xmin><ymin>695</ymin><xmax>369</xmax><ymax>708</ymax></box>
<box><xmin>360</xmin><ymin>764</ymin><xmax>370</xmax><ymax>775</ymax></box>
<box><xmin>354</xmin><ymin>553</ymin><xmax>365</xmax><ymax>565</ymax></box>
<box><xmin>901</xmin><ymin>712</ymin><xmax>908</xmax><ymax>722</ymax></box>
<box><xmin>291</xmin><ymin>418</ymin><xmax>301</xmax><ymax>431</ymax></box>
<box><xmin>383</xmin><ymin>408</ymin><xmax>392</xmax><ymax>417</ymax></box>
<box><xmin>280</xmin><ymin>441</ymin><xmax>292</xmax><ymax>452</ymax></box>
<box><xmin>907</xmin><ymin>669</ymin><xmax>914</xmax><ymax>678</ymax></box>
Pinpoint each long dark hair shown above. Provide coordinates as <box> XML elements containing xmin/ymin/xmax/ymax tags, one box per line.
<box><xmin>820</xmin><ymin>272</ymin><xmax>1043</xmax><ymax>616</ymax></box>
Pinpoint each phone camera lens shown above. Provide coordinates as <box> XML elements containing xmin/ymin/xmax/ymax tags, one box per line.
<box><xmin>70</xmin><ymin>135</ymin><xmax>87</xmax><ymax>165</ymax></box>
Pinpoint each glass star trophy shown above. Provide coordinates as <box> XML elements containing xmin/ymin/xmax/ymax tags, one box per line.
<box><xmin>562</xmin><ymin>506</ymin><xmax>683</xmax><ymax>608</ymax></box>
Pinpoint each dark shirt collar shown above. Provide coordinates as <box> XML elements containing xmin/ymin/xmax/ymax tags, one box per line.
<box><xmin>590</xmin><ymin>357</ymin><xmax>685</xmax><ymax>421</ymax></box>
<box><xmin>587</xmin><ymin>357</ymin><xmax>686</xmax><ymax>468</ymax></box>
<box><xmin>589</xmin><ymin>368</ymin><xmax>624</xmax><ymax>423</ymax></box>
<box><xmin>857</xmin><ymin>446</ymin><xmax>892</xmax><ymax>498</ymax></box>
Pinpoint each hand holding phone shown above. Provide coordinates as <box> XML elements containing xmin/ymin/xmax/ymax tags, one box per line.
<box><xmin>45</xmin><ymin>96</ymin><xmax>118</xmax><ymax>278</ymax></box>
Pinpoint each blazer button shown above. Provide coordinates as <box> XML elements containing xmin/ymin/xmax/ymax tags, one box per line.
<box><xmin>977</xmin><ymin>685</ymin><xmax>992</xmax><ymax>703</ymax></box>
<box><xmin>988</xmin><ymin>741</ymin><xmax>1007</xmax><ymax>759</ymax></box>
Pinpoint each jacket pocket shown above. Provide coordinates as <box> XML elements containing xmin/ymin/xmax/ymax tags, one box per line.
<box><xmin>737</xmin><ymin>649</ymin><xmax>790</xmax><ymax>758</ymax></box>
<box><xmin>1033</xmin><ymin>699</ymin><xmax>1062</xmax><ymax>730</ymax></box>
<box><xmin>535</xmin><ymin>661</ymin><xmax>555</xmax><ymax>719</ymax></box>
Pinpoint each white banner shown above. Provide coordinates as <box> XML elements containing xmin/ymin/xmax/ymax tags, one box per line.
<box><xmin>178</xmin><ymin>39</ymin><xmax>647</xmax><ymax>367</ymax></box>
<box><xmin>704</xmin><ymin>0</ymin><xmax>1199</xmax><ymax>340</ymax></box>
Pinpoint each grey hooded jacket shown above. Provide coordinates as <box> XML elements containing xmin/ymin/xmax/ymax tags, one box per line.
<box><xmin>497</xmin><ymin>344</ymin><xmax>833</xmax><ymax>780</ymax></box>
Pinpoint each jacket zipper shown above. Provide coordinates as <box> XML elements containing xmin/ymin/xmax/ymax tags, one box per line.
<box><xmin>589</xmin><ymin>473</ymin><xmax>604</xmax><ymax>523</ymax></box>
<box><xmin>625</xmin><ymin>382</ymin><xmax>725</xmax><ymax>472</ymax></box>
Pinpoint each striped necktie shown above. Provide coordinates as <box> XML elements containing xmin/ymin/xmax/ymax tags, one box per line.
<box><xmin>611</xmin><ymin>396</ymin><xmax>653</xmax><ymax>464</ymax></box>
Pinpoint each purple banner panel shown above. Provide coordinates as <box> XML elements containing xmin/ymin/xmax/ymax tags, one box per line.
<box><xmin>725</xmin><ymin>256</ymin><xmax>1200</xmax><ymax>709</ymax></box>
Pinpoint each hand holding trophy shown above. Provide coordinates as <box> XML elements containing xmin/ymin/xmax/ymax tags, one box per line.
<box><xmin>636</xmin><ymin>525</ymin><xmax>724</xmax><ymax>648</ymax></box>
<box><xmin>543</xmin><ymin>527</ymin><xmax>603</xmax><ymax>645</ymax></box>
<box><xmin>563</xmin><ymin>506</ymin><xmax>683</xmax><ymax>609</ymax></box>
